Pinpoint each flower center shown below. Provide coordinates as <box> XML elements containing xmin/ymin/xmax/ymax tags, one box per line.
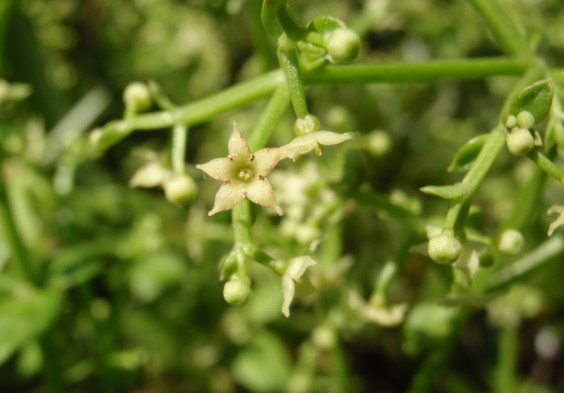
<box><xmin>237</xmin><ymin>168</ymin><xmax>253</xmax><ymax>182</ymax></box>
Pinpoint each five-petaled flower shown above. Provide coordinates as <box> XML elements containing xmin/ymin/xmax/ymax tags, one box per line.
<box><xmin>196</xmin><ymin>123</ymin><xmax>283</xmax><ymax>216</ymax></box>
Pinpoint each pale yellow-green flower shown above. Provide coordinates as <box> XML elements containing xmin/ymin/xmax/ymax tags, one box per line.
<box><xmin>281</xmin><ymin>256</ymin><xmax>317</xmax><ymax>317</ymax></box>
<box><xmin>281</xmin><ymin>131</ymin><xmax>357</xmax><ymax>161</ymax></box>
<box><xmin>547</xmin><ymin>203</ymin><xmax>564</xmax><ymax>235</ymax></box>
<box><xmin>196</xmin><ymin>123</ymin><xmax>283</xmax><ymax>215</ymax></box>
<box><xmin>348</xmin><ymin>290</ymin><xmax>408</xmax><ymax>327</ymax></box>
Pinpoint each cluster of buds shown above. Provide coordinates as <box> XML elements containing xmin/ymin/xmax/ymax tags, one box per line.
<box><xmin>504</xmin><ymin>110</ymin><xmax>541</xmax><ymax>156</ymax></box>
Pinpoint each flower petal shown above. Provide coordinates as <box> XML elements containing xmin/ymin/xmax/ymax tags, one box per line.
<box><xmin>281</xmin><ymin>135</ymin><xmax>318</xmax><ymax>161</ymax></box>
<box><xmin>313</xmin><ymin>131</ymin><xmax>356</xmax><ymax>146</ymax></box>
<box><xmin>281</xmin><ymin>131</ymin><xmax>356</xmax><ymax>160</ymax></box>
<box><xmin>281</xmin><ymin>276</ymin><xmax>295</xmax><ymax>317</ymax></box>
<box><xmin>253</xmin><ymin>147</ymin><xmax>282</xmax><ymax>176</ymax></box>
<box><xmin>228</xmin><ymin>123</ymin><xmax>251</xmax><ymax>163</ymax></box>
<box><xmin>547</xmin><ymin>203</ymin><xmax>564</xmax><ymax>236</ymax></box>
<box><xmin>285</xmin><ymin>256</ymin><xmax>317</xmax><ymax>280</ymax></box>
<box><xmin>196</xmin><ymin>157</ymin><xmax>233</xmax><ymax>182</ymax></box>
<box><xmin>244</xmin><ymin>178</ymin><xmax>283</xmax><ymax>215</ymax></box>
<box><xmin>209</xmin><ymin>183</ymin><xmax>244</xmax><ymax>215</ymax></box>
<box><xmin>129</xmin><ymin>162</ymin><xmax>171</xmax><ymax>188</ymax></box>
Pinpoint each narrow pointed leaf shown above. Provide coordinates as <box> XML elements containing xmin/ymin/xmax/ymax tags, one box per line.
<box><xmin>420</xmin><ymin>183</ymin><xmax>468</xmax><ymax>199</ymax></box>
<box><xmin>448</xmin><ymin>134</ymin><xmax>489</xmax><ymax>172</ymax></box>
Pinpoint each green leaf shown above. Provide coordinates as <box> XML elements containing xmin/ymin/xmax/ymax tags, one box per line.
<box><xmin>507</xmin><ymin>79</ymin><xmax>554</xmax><ymax>123</ymax></box>
<box><xmin>260</xmin><ymin>0</ymin><xmax>283</xmax><ymax>37</ymax></box>
<box><xmin>307</xmin><ymin>15</ymin><xmax>346</xmax><ymax>35</ymax></box>
<box><xmin>0</xmin><ymin>285</ymin><xmax>61</xmax><ymax>365</ymax></box>
<box><xmin>420</xmin><ymin>183</ymin><xmax>468</xmax><ymax>199</ymax></box>
<box><xmin>448</xmin><ymin>134</ymin><xmax>489</xmax><ymax>172</ymax></box>
<box><xmin>232</xmin><ymin>331</ymin><xmax>292</xmax><ymax>392</ymax></box>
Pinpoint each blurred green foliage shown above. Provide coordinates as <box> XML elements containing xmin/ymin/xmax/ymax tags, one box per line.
<box><xmin>1</xmin><ymin>0</ymin><xmax>564</xmax><ymax>393</ymax></box>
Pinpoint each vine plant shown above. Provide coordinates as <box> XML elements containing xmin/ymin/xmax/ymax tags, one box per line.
<box><xmin>2</xmin><ymin>0</ymin><xmax>564</xmax><ymax>391</ymax></box>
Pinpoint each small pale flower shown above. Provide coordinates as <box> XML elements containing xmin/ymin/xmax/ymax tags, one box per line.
<box><xmin>281</xmin><ymin>256</ymin><xmax>317</xmax><ymax>317</ymax></box>
<box><xmin>547</xmin><ymin>203</ymin><xmax>564</xmax><ymax>235</ymax></box>
<box><xmin>196</xmin><ymin>123</ymin><xmax>283</xmax><ymax>215</ymax></box>
<box><xmin>348</xmin><ymin>290</ymin><xmax>408</xmax><ymax>327</ymax></box>
<box><xmin>282</xmin><ymin>131</ymin><xmax>357</xmax><ymax>161</ymax></box>
<box><xmin>129</xmin><ymin>162</ymin><xmax>171</xmax><ymax>188</ymax></box>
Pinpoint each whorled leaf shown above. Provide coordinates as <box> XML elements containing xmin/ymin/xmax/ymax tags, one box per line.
<box><xmin>507</xmin><ymin>79</ymin><xmax>554</xmax><ymax>124</ymax></box>
<box><xmin>420</xmin><ymin>182</ymin><xmax>468</xmax><ymax>199</ymax></box>
<box><xmin>448</xmin><ymin>134</ymin><xmax>489</xmax><ymax>172</ymax></box>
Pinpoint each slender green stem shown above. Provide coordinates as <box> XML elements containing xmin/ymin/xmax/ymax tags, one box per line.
<box><xmin>80</xmin><ymin>285</ymin><xmax>114</xmax><ymax>393</ymax></box>
<box><xmin>488</xmin><ymin>235</ymin><xmax>564</xmax><ymax>291</ymax></box>
<box><xmin>38</xmin><ymin>335</ymin><xmax>63</xmax><ymax>393</ymax></box>
<box><xmin>526</xmin><ymin>149</ymin><xmax>564</xmax><ymax>186</ymax></box>
<box><xmin>129</xmin><ymin>70</ymin><xmax>285</xmax><ymax>131</ymax></box>
<box><xmin>466</xmin><ymin>0</ymin><xmax>531</xmax><ymax>57</ymax></box>
<box><xmin>353</xmin><ymin>190</ymin><xmax>424</xmax><ymax>233</ymax></box>
<box><xmin>444</xmin><ymin>125</ymin><xmax>506</xmax><ymax>233</ymax></box>
<box><xmin>278</xmin><ymin>48</ymin><xmax>309</xmax><ymax>119</ymax></box>
<box><xmin>494</xmin><ymin>323</ymin><xmax>519</xmax><ymax>393</ymax></box>
<box><xmin>248</xmin><ymin>0</ymin><xmax>277</xmax><ymax>70</ymax></box>
<box><xmin>276</xmin><ymin>4</ymin><xmax>306</xmax><ymax>40</ymax></box>
<box><xmin>232</xmin><ymin>200</ymin><xmax>253</xmax><ymax>247</ymax></box>
<box><xmin>248</xmin><ymin>83</ymin><xmax>290</xmax><ymax>151</ymax></box>
<box><xmin>171</xmin><ymin>123</ymin><xmax>188</xmax><ymax>173</ymax></box>
<box><xmin>407</xmin><ymin>311</ymin><xmax>470</xmax><ymax>393</ymax></box>
<box><xmin>97</xmin><ymin>57</ymin><xmax>531</xmax><ymax>150</ymax></box>
<box><xmin>502</xmin><ymin>164</ymin><xmax>546</xmax><ymax>230</ymax></box>
<box><xmin>0</xmin><ymin>168</ymin><xmax>37</xmax><ymax>283</ymax></box>
<box><xmin>303</xmin><ymin>58</ymin><xmax>529</xmax><ymax>84</ymax></box>
<box><xmin>0</xmin><ymin>158</ymin><xmax>62</xmax><ymax>392</ymax></box>
<box><xmin>373</xmin><ymin>233</ymin><xmax>421</xmax><ymax>301</ymax></box>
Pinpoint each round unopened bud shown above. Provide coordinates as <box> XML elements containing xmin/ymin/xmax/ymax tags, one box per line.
<box><xmin>516</xmin><ymin>111</ymin><xmax>535</xmax><ymax>129</ymax></box>
<box><xmin>223</xmin><ymin>280</ymin><xmax>252</xmax><ymax>306</ymax></box>
<box><xmin>123</xmin><ymin>82</ymin><xmax>152</xmax><ymax>112</ymax></box>
<box><xmin>366</xmin><ymin>130</ymin><xmax>392</xmax><ymax>157</ymax></box>
<box><xmin>164</xmin><ymin>174</ymin><xmax>198</xmax><ymax>204</ymax></box>
<box><xmin>428</xmin><ymin>233</ymin><xmax>462</xmax><ymax>264</ymax></box>
<box><xmin>497</xmin><ymin>229</ymin><xmax>524</xmax><ymax>255</ymax></box>
<box><xmin>294</xmin><ymin>114</ymin><xmax>321</xmax><ymax>136</ymax></box>
<box><xmin>326</xmin><ymin>28</ymin><xmax>360</xmax><ymax>63</ymax></box>
<box><xmin>506</xmin><ymin>127</ymin><xmax>534</xmax><ymax>156</ymax></box>
<box><xmin>504</xmin><ymin>114</ymin><xmax>517</xmax><ymax>129</ymax></box>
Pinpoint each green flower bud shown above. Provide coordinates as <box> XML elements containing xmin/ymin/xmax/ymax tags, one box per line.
<box><xmin>223</xmin><ymin>280</ymin><xmax>252</xmax><ymax>306</ymax></box>
<box><xmin>497</xmin><ymin>229</ymin><xmax>524</xmax><ymax>255</ymax></box>
<box><xmin>506</xmin><ymin>127</ymin><xmax>534</xmax><ymax>156</ymax></box>
<box><xmin>516</xmin><ymin>111</ymin><xmax>535</xmax><ymax>129</ymax></box>
<box><xmin>294</xmin><ymin>114</ymin><xmax>321</xmax><ymax>136</ymax></box>
<box><xmin>504</xmin><ymin>114</ymin><xmax>517</xmax><ymax>129</ymax></box>
<box><xmin>164</xmin><ymin>174</ymin><xmax>198</xmax><ymax>204</ymax></box>
<box><xmin>123</xmin><ymin>82</ymin><xmax>152</xmax><ymax>113</ymax></box>
<box><xmin>428</xmin><ymin>232</ymin><xmax>462</xmax><ymax>264</ymax></box>
<box><xmin>326</xmin><ymin>28</ymin><xmax>360</xmax><ymax>63</ymax></box>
